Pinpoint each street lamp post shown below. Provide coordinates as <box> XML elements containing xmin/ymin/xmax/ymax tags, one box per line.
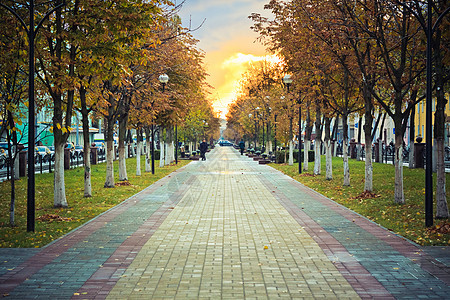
<box><xmin>0</xmin><ymin>0</ymin><xmax>66</xmax><ymax>232</ymax></box>
<box><xmin>274</xmin><ymin>113</ymin><xmax>277</xmax><ymax>154</ymax></box>
<box><xmin>249</xmin><ymin>113</ymin><xmax>256</xmax><ymax>149</ymax></box>
<box><xmin>256</xmin><ymin>107</ymin><xmax>261</xmax><ymax>151</ymax></box>
<box><xmin>297</xmin><ymin>95</ymin><xmax>302</xmax><ymax>174</ymax></box>
<box><xmin>282</xmin><ymin>74</ymin><xmax>301</xmax><ymax>174</ymax></box>
<box><xmin>154</xmin><ymin>74</ymin><xmax>169</xmax><ymax>172</ymax></box>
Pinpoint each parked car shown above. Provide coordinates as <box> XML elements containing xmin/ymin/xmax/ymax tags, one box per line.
<box><xmin>0</xmin><ymin>148</ymin><xmax>7</xmax><ymax>169</ymax></box>
<box><xmin>219</xmin><ymin>140</ymin><xmax>234</xmax><ymax>147</ymax></box>
<box><xmin>48</xmin><ymin>146</ymin><xmax>55</xmax><ymax>161</ymax></box>
<box><xmin>35</xmin><ymin>146</ymin><xmax>51</xmax><ymax>162</ymax></box>
<box><xmin>74</xmin><ymin>145</ymin><xmax>84</xmax><ymax>159</ymax></box>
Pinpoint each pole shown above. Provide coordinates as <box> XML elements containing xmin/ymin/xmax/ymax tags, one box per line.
<box><xmin>151</xmin><ymin>124</ymin><xmax>155</xmax><ymax>174</ymax></box>
<box><xmin>274</xmin><ymin>114</ymin><xmax>277</xmax><ymax>154</ymax></box>
<box><xmin>27</xmin><ymin>0</ymin><xmax>36</xmax><ymax>232</ymax></box>
<box><xmin>254</xmin><ymin>117</ymin><xmax>257</xmax><ymax>150</ymax></box>
<box><xmin>298</xmin><ymin>104</ymin><xmax>302</xmax><ymax>174</ymax></box>
<box><xmin>425</xmin><ymin>0</ymin><xmax>433</xmax><ymax>227</ymax></box>
<box><xmin>175</xmin><ymin>125</ymin><xmax>178</xmax><ymax>164</ymax></box>
<box><xmin>0</xmin><ymin>0</ymin><xmax>67</xmax><ymax>232</ymax></box>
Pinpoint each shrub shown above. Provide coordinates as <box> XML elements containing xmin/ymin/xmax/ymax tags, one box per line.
<box><xmin>275</xmin><ymin>150</ymin><xmax>314</xmax><ymax>163</ymax></box>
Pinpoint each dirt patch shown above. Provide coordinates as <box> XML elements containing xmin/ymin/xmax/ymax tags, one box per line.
<box><xmin>351</xmin><ymin>191</ymin><xmax>381</xmax><ymax>200</ymax></box>
<box><xmin>115</xmin><ymin>181</ymin><xmax>132</xmax><ymax>186</ymax></box>
<box><xmin>37</xmin><ymin>214</ymin><xmax>73</xmax><ymax>223</ymax></box>
<box><xmin>427</xmin><ymin>223</ymin><xmax>450</xmax><ymax>235</ymax></box>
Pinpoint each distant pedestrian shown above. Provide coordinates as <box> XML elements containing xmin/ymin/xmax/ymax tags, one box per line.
<box><xmin>199</xmin><ymin>139</ymin><xmax>208</xmax><ymax>161</ymax></box>
<box><xmin>239</xmin><ymin>139</ymin><xmax>245</xmax><ymax>155</ymax></box>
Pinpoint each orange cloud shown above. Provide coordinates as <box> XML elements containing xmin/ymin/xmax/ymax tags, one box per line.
<box><xmin>201</xmin><ymin>34</ymin><xmax>280</xmax><ymax>118</ymax></box>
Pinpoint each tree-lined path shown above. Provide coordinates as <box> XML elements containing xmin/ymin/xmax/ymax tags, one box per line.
<box><xmin>1</xmin><ymin>146</ymin><xmax>449</xmax><ymax>299</ymax></box>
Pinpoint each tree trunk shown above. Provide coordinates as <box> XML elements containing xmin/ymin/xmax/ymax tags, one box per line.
<box><xmin>118</xmin><ymin>117</ymin><xmax>128</xmax><ymax>181</ymax></box>
<box><xmin>104</xmin><ymin>114</ymin><xmax>115</xmax><ymax>188</ymax></box>
<box><xmin>288</xmin><ymin>141</ymin><xmax>294</xmax><ymax>166</ymax></box>
<box><xmin>324</xmin><ymin>117</ymin><xmax>332</xmax><ymax>180</ymax></box>
<box><xmin>136</xmin><ymin>138</ymin><xmax>142</xmax><ymax>176</ymax></box>
<box><xmin>378</xmin><ymin>113</ymin><xmax>386</xmax><ymax>162</ymax></box>
<box><xmin>342</xmin><ymin>116</ymin><xmax>350</xmax><ymax>186</ymax></box>
<box><xmin>363</xmin><ymin>88</ymin><xmax>374</xmax><ymax>192</ymax></box>
<box><xmin>364</xmin><ymin>118</ymin><xmax>373</xmax><ymax>192</ymax></box>
<box><xmin>314</xmin><ymin>141</ymin><xmax>321</xmax><ymax>175</ymax></box>
<box><xmin>304</xmin><ymin>105</ymin><xmax>312</xmax><ymax>171</ymax></box>
<box><xmin>54</xmin><ymin>143</ymin><xmax>68</xmax><ymax>207</ymax></box>
<box><xmin>80</xmin><ymin>86</ymin><xmax>92</xmax><ymax>197</ymax></box>
<box><xmin>435</xmin><ymin>138</ymin><xmax>448</xmax><ymax>218</ymax></box>
<box><xmin>303</xmin><ymin>140</ymin><xmax>309</xmax><ymax>171</ymax></box>
<box><xmin>145</xmin><ymin>127</ymin><xmax>151</xmax><ymax>172</ymax></box>
<box><xmin>7</xmin><ymin>126</ymin><xmax>17</xmax><ymax>226</ymax></box>
<box><xmin>166</xmin><ymin>126</ymin><xmax>173</xmax><ymax>165</ymax></box>
<box><xmin>356</xmin><ymin>115</ymin><xmax>363</xmax><ymax>161</ymax></box>
<box><xmin>331</xmin><ymin>115</ymin><xmax>339</xmax><ymax>157</ymax></box>
<box><xmin>314</xmin><ymin>107</ymin><xmax>322</xmax><ymax>175</ymax></box>
<box><xmin>394</xmin><ymin>129</ymin><xmax>405</xmax><ymax>204</ymax></box>
<box><xmin>433</xmin><ymin>24</ymin><xmax>448</xmax><ymax>218</ymax></box>
<box><xmin>159</xmin><ymin>141</ymin><xmax>165</xmax><ymax>168</ymax></box>
<box><xmin>409</xmin><ymin>105</ymin><xmax>415</xmax><ymax>169</ymax></box>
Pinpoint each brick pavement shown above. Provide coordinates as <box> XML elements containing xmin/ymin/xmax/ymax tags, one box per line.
<box><xmin>0</xmin><ymin>146</ymin><xmax>449</xmax><ymax>299</ymax></box>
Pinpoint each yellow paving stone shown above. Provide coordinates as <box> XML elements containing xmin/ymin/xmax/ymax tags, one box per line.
<box><xmin>106</xmin><ymin>147</ymin><xmax>360</xmax><ymax>299</ymax></box>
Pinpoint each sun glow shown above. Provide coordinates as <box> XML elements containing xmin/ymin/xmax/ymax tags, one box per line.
<box><xmin>211</xmin><ymin>53</ymin><xmax>282</xmax><ymax>119</ymax></box>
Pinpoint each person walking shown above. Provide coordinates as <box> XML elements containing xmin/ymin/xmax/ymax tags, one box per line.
<box><xmin>239</xmin><ymin>139</ymin><xmax>245</xmax><ymax>155</ymax></box>
<box><xmin>199</xmin><ymin>139</ymin><xmax>208</xmax><ymax>161</ymax></box>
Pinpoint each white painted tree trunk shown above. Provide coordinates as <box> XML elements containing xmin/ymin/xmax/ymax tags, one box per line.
<box><xmin>303</xmin><ymin>140</ymin><xmax>309</xmax><ymax>171</ymax></box>
<box><xmin>119</xmin><ymin>142</ymin><xmax>127</xmax><ymax>181</ymax></box>
<box><xmin>83</xmin><ymin>147</ymin><xmax>92</xmax><ymax>197</ymax></box>
<box><xmin>394</xmin><ymin>143</ymin><xmax>404</xmax><ymax>204</ymax></box>
<box><xmin>364</xmin><ymin>142</ymin><xmax>373</xmax><ymax>192</ymax></box>
<box><xmin>435</xmin><ymin>138</ymin><xmax>449</xmax><ymax>218</ymax></box>
<box><xmin>325</xmin><ymin>140</ymin><xmax>332</xmax><ymax>180</ymax></box>
<box><xmin>343</xmin><ymin>138</ymin><xmax>350</xmax><ymax>186</ymax></box>
<box><xmin>288</xmin><ymin>140</ymin><xmax>294</xmax><ymax>166</ymax></box>
<box><xmin>104</xmin><ymin>140</ymin><xmax>115</xmax><ymax>188</ymax></box>
<box><xmin>314</xmin><ymin>141</ymin><xmax>321</xmax><ymax>175</ymax></box>
<box><xmin>136</xmin><ymin>140</ymin><xmax>142</xmax><ymax>176</ymax></box>
<box><xmin>53</xmin><ymin>144</ymin><xmax>68</xmax><ymax>207</ymax></box>
<box><xmin>268</xmin><ymin>141</ymin><xmax>272</xmax><ymax>153</ymax></box>
<box><xmin>159</xmin><ymin>141</ymin><xmax>165</xmax><ymax>168</ymax></box>
<box><xmin>145</xmin><ymin>139</ymin><xmax>151</xmax><ymax>172</ymax></box>
<box><xmin>165</xmin><ymin>142</ymin><xmax>173</xmax><ymax>165</ymax></box>
<box><xmin>356</xmin><ymin>144</ymin><xmax>361</xmax><ymax>161</ymax></box>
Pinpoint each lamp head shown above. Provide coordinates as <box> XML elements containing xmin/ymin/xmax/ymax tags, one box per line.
<box><xmin>158</xmin><ymin>74</ymin><xmax>169</xmax><ymax>83</ymax></box>
<box><xmin>283</xmin><ymin>74</ymin><xmax>293</xmax><ymax>85</ymax></box>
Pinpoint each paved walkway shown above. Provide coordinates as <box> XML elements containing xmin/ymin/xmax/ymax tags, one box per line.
<box><xmin>1</xmin><ymin>147</ymin><xmax>449</xmax><ymax>299</ymax></box>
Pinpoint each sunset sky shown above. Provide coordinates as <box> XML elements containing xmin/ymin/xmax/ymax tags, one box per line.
<box><xmin>177</xmin><ymin>0</ymin><xmax>274</xmax><ymax>118</ymax></box>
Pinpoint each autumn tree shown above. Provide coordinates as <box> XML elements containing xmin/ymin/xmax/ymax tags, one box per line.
<box><xmin>0</xmin><ymin>8</ymin><xmax>28</xmax><ymax>225</ymax></box>
<box><xmin>395</xmin><ymin>0</ymin><xmax>449</xmax><ymax>218</ymax></box>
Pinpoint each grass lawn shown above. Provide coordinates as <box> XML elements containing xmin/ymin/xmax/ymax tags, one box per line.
<box><xmin>271</xmin><ymin>156</ymin><xmax>449</xmax><ymax>246</ymax></box>
<box><xmin>0</xmin><ymin>157</ymin><xmax>190</xmax><ymax>248</ymax></box>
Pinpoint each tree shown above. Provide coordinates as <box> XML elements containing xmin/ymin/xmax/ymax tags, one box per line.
<box><xmin>396</xmin><ymin>0</ymin><xmax>449</xmax><ymax>217</ymax></box>
<box><xmin>0</xmin><ymin>9</ymin><xmax>28</xmax><ymax>225</ymax></box>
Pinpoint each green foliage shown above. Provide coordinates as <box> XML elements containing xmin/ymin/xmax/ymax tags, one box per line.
<box><xmin>271</xmin><ymin>156</ymin><xmax>450</xmax><ymax>246</ymax></box>
<box><xmin>0</xmin><ymin>157</ymin><xmax>189</xmax><ymax>248</ymax></box>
